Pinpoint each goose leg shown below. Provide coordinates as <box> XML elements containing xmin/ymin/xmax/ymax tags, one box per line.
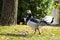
<box><xmin>37</xmin><ymin>27</ymin><xmax>41</xmax><ymax>35</ymax></box>
<box><xmin>34</xmin><ymin>28</ymin><xmax>37</xmax><ymax>34</ymax></box>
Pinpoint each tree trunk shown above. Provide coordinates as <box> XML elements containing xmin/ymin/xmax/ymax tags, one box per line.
<box><xmin>52</xmin><ymin>8</ymin><xmax>60</xmax><ymax>25</ymax></box>
<box><xmin>1</xmin><ymin>0</ymin><xmax>18</xmax><ymax>26</ymax></box>
<box><xmin>59</xmin><ymin>8</ymin><xmax>60</xmax><ymax>25</ymax></box>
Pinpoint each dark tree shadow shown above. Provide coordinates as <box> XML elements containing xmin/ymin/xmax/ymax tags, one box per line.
<box><xmin>0</xmin><ymin>33</ymin><xmax>27</xmax><ymax>37</ymax></box>
<box><xmin>39</xmin><ymin>24</ymin><xmax>60</xmax><ymax>27</ymax></box>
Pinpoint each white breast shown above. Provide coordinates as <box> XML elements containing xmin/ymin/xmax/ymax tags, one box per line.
<box><xmin>27</xmin><ymin>20</ymin><xmax>38</xmax><ymax>28</ymax></box>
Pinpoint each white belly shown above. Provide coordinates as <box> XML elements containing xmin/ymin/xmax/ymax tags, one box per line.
<box><xmin>27</xmin><ymin>20</ymin><xmax>38</xmax><ymax>28</ymax></box>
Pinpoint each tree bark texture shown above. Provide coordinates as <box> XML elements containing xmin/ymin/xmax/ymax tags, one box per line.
<box><xmin>1</xmin><ymin>0</ymin><xmax>18</xmax><ymax>26</ymax></box>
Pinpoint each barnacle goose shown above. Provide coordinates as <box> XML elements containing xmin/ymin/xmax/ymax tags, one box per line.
<box><xmin>26</xmin><ymin>10</ymin><xmax>49</xmax><ymax>34</ymax></box>
<box><xmin>43</xmin><ymin>16</ymin><xmax>54</xmax><ymax>25</ymax></box>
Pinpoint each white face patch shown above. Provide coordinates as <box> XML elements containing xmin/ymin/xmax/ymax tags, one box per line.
<box><xmin>27</xmin><ymin>10</ymin><xmax>31</xmax><ymax>14</ymax></box>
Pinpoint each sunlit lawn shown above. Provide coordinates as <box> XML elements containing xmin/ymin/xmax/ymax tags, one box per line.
<box><xmin>0</xmin><ymin>25</ymin><xmax>60</xmax><ymax>40</ymax></box>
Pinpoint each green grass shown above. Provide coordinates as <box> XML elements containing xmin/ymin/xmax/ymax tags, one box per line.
<box><xmin>0</xmin><ymin>25</ymin><xmax>60</xmax><ymax>40</ymax></box>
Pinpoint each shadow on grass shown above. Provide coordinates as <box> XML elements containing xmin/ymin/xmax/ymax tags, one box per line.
<box><xmin>39</xmin><ymin>24</ymin><xmax>60</xmax><ymax>27</ymax></box>
<box><xmin>0</xmin><ymin>33</ymin><xmax>27</xmax><ymax>37</ymax></box>
<box><xmin>47</xmin><ymin>25</ymin><xmax>60</xmax><ymax>27</ymax></box>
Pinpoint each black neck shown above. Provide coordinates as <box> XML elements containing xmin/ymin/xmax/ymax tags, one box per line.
<box><xmin>51</xmin><ymin>17</ymin><xmax>54</xmax><ymax>23</ymax></box>
<box><xmin>26</xmin><ymin>14</ymin><xmax>32</xmax><ymax>23</ymax></box>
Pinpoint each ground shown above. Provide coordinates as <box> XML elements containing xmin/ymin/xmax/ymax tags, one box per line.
<box><xmin>0</xmin><ymin>25</ymin><xmax>60</xmax><ymax>40</ymax></box>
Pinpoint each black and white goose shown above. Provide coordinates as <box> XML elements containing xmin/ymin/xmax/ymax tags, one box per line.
<box><xmin>26</xmin><ymin>10</ymin><xmax>49</xmax><ymax>34</ymax></box>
